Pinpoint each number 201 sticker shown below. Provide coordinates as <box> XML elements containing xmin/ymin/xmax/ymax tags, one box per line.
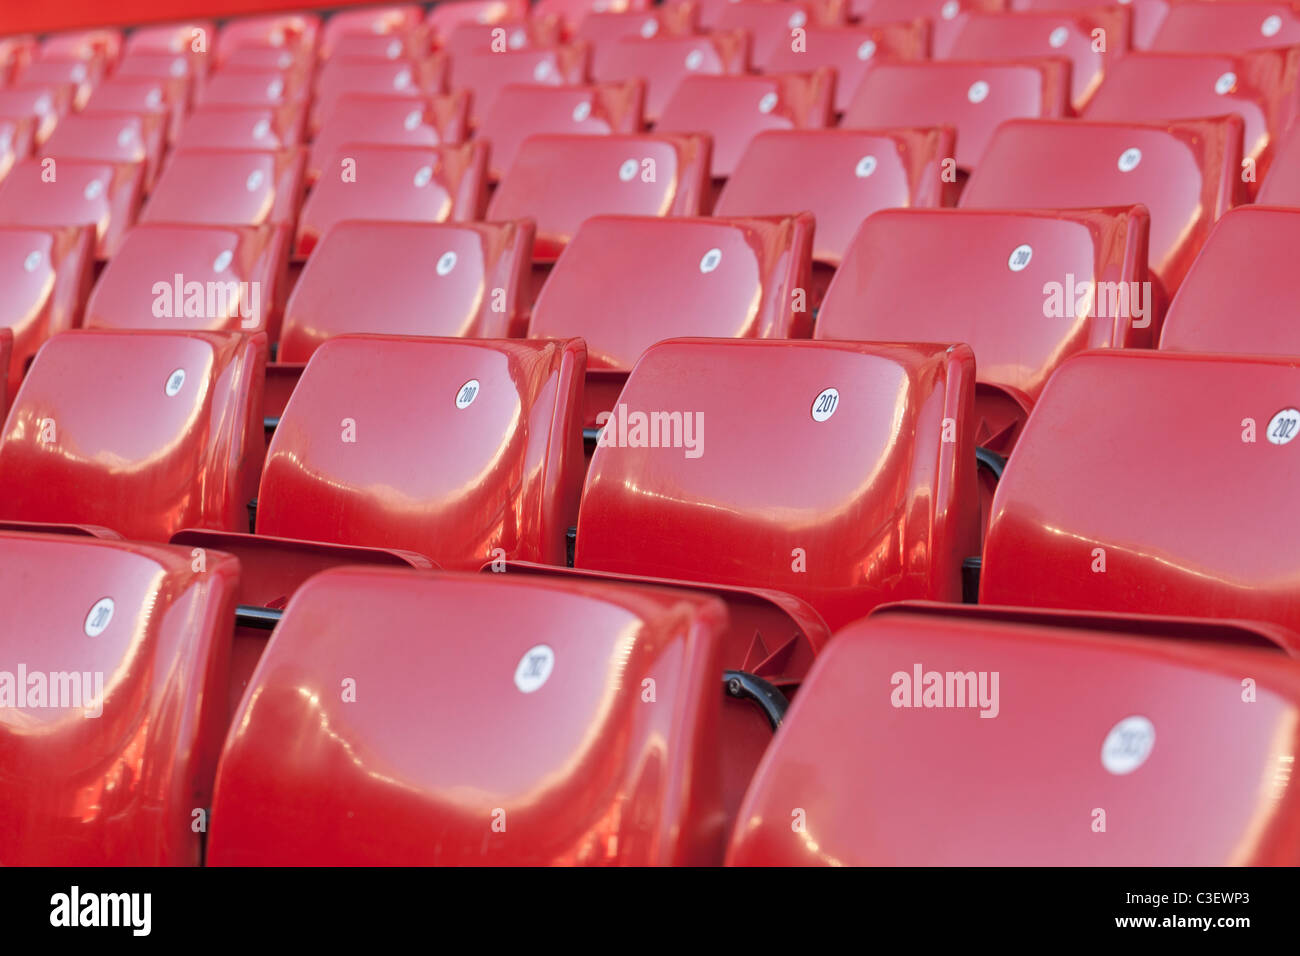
<box><xmin>1267</xmin><ymin>408</ymin><xmax>1299</xmax><ymax>445</ymax></box>
<box><xmin>811</xmin><ymin>387</ymin><xmax>839</xmax><ymax>422</ymax></box>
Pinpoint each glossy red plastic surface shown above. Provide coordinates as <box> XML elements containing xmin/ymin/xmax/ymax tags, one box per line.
<box><xmin>306</xmin><ymin>91</ymin><xmax>469</xmax><ymax>182</ymax></box>
<box><xmin>82</xmin><ymin>75</ymin><xmax>187</xmax><ymax>144</ymax></box>
<box><xmin>1159</xmin><ymin>207</ymin><xmax>1300</xmax><ymax>355</ymax></box>
<box><xmin>295</xmin><ymin>142</ymin><xmax>486</xmax><ymax>258</ymax></box>
<box><xmin>0</xmin><ymin>225</ymin><xmax>95</xmax><ymax>406</ymax></box>
<box><xmin>216</xmin><ymin>11</ymin><xmax>319</xmax><ymax>61</ymax></box>
<box><xmin>319</xmin><ymin>5</ymin><xmax>422</xmax><ymax>57</ymax></box>
<box><xmin>657</xmin><ymin>70</ymin><xmax>834</xmax><ymax>178</ymax></box>
<box><xmin>0</xmin><ymin>115</ymin><xmax>36</xmax><ymax>184</ymax></box>
<box><xmin>529</xmin><ymin>213</ymin><xmax>813</xmax><ymax>427</ymax></box>
<box><xmin>39</xmin><ymin>109</ymin><xmax>167</xmax><ymax>190</ymax></box>
<box><xmin>759</xmin><ymin>22</ymin><xmax>930</xmax><ymax>113</ymax></box>
<box><xmin>593</xmin><ymin>31</ymin><xmax>750</xmax><ymax>121</ymax></box>
<box><xmin>256</xmin><ymin>335</ymin><xmax>584</xmax><ymax>568</ymax></box>
<box><xmin>842</xmin><ymin>60</ymin><xmax>1069</xmax><ymax>170</ymax></box>
<box><xmin>715</xmin><ymin>128</ymin><xmax>952</xmax><ymax>268</ymax></box>
<box><xmin>945</xmin><ymin>7</ymin><xmax>1128</xmax><ymax>111</ymax></box>
<box><xmin>728</xmin><ymin>603</ymin><xmax>1300</xmax><ymax>865</ymax></box>
<box><xmin>477</xmin><ymin>81</ymin><xmax>644</xmax><ymax>181</ymax></box>
<box><xmin>309</xmin><ymin>56</ymin><xmax>448</xmax><ymax>132</ymax></box>
<box><xmin>0</xmin><ymin>531</ymin><xmax>239</xmax><ymax>865</ymax></box>
<box><xmin>449</xmin><ymin>44</ymin><xmax>590</xmax><ymax>124</ymax></box>
<box><xmin>278</xmin><ymin>219</ymin><xmax>533</xmax><ymax>362</ymax></box>
<box><xmin>1150</xmin><ymin>0</ymin><xmax>1300</xmax><ymax>52</ymax></box>
<box><xmin>576</xmin><ymin>6</ymin><xmax>699</xmax><ymax>78</ymax></box>
<box><xmin>141</xmin><ymin>147</ymin><xmax>305</xmax><ymax>229</ymax></box>
<box><xmin>982</xmin><ymin>350</ymin><xmax>1300</xmax><ymax>645</ymax></box>
<box><xmin>714</xmin><ymin>1</ymin><xmax>834</xmax><ymax>62</ymax></box>
<box><xmin>0</xmin><ymin>330</ymin><xmax>266</xmax><ymax>541</ymax></box>
<box><xmin>854</xmin><ymin>0</ymin><xmax>1005</xmax><ymax>57</ymax></box>
<box><xmin>1257</xmin><ymin>121</ymin><xmax>1300</xmax><ymax>205</ymax></box>
<box><xmin>175</xmin><ymin>102</ymin><xmax>306</xmax><ymax>150</ymax></box>
<box><xmin>84</xmin><ymin>222</ymin><xmax>291</xmax><ymax>338</ymax></box>
<box><xmin>1086</xmin><ymin>50</ymin><xmax>1290</xmax><ymax>191</ymax></box>
<box><xmin>575</xmin><ymin>338</ymin><xmax>981</xmax><ymax>629</ymax></box>
<box><xmin>17</xmin><ymin>58</ymin><xmax>103</xmax><ymax>110</ymax></box>
<box><xmin>960</xmin><ymin>117</ymin><xmax>1242</xmax><ymax>299</ymax></box>
<box><xmin>0</xmin><ymin>84</ymin><xmax>75</xmax><ymax>145</ymax></box>
<box><xmin>817</xmin><ymin>206</ymin><xmax>1151</xmax><ymax>451</ymax></box>
<box><xmin>426</xmin><ymin>0</ymin><xmax>530</xmax><ymax>43</ymax></box>
<box><xmin>1009</xmin><ymin>0</ymin><xmax>1168</xmax><ymax>50</ymax></box>
<box><xmin>0</xmin><ymin>157</ymin><xmax>143</xmax><ymax>260</ymax></box>
<box><xmin>207</xmin><ymin>568</ymin><xmax>726</xmax><ymax>865</ymax></box>
<box><xmin>487</xmin><ymin>132</ymin><xmax>710</xmax><ymax>260</ymax></box>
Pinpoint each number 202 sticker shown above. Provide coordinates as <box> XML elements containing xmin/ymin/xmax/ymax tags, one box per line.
<box><xmin>1267</xmin><ymin>408</ymin><xmax>1299</xmax><ymax>445</ymax></box>
<box><xmin>811</xmin><ymin>387</ymin><xmax>839</xmax><ymax>422</ymax></box>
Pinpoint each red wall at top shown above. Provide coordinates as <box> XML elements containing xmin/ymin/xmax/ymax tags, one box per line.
<box><xmin>1</xmin><ymin>1</ymin><xmax>396</xmax><ymax>35</ymax></box>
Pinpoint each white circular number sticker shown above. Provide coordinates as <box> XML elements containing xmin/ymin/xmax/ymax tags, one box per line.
<box><xmin>514</xmin><ymin>644</ymin><xmax>555</xmax><ymax>693</ymax></box>
<box><xmin>758</xmin><ymin>91</ymin><xmax>778</xmax><ymax>113</ymax></box>
<box><xmin>1267</xmin><ymin>407</ymin><xmax>1300</xmax><ymax>445</ymax></box>
<box><xmin>165</xmin><ymin>368</ymin><xmax>186</xmax><ymax>396</ymax></box>
<box><xmin>84</xmin><ymin>597</ymin><xmax>115</xmax><ymax>637</ymax></box>
<box><xmin>436</xmin><ymin>251</ymin><xmax>457</xmax><ymax>276</ymax></box>
<box><xmin>685</xmin><ymin>49</ymin><xmax>704</xmax><ymax>71</ymax></box>
<box><xmin>83</xmin><ymin>179</ymin><xmax>104</xmax><ymax>201</ymax></box>
<box><xmin>1117</xmin><ymin>147</ymin><xmax>1142</xmax><ymax>173</ymax></box>
<box><xmin>413</xmin><ymin>165</ymin><xmax>433</xmax><ymax>188</ymax></box>
<box><xmin>811</xmin><ymin>387</ymin><xmax>839</xmax><ymax>422</ymax></box>
<box><xmin>967</xmin><ymin>80</ymin><xmax>989</xmax><ymax>104</ymax></box>
<box><xmin>245</xmin><ymin>168</ymin><xmax>264</xmax><ymax>192</ymax></box>
<box><xmin>619</xmin><ymin>158</ymin><xmax>638</xmax><ymax>182</ymax></box>
<box><xmin>1214</xmin><ymin>71</ymin><xmax>1237</xmax><ymax>96</ymax></box>
<box><xmin>699</xmin><ymin>248</ymin><xmax>722</xmax><ymax>273</ymax></box>
<box><xmin>572</xmin><ymin>100</ymin><xmax>592</xmax><ymax>123</ymax></box>
<box><xmin>855</xmin><ymin>155</ymin><xmax>877</xmax><ymax>178</ymax></box>
<box><xmin>213</xmin><ymin>249</ymin><xmax>233</xmax><ymax>273</ymax></box>
<box><xmin>23</xmin><ymin>250</ymin><xmax>41</xmax><ymax>272</ymax></box>
<box><xmin>856</xmin><ymin>40</ymin><xmax>877</xmax><ymax>61</ymax></box>
<box><xmin>1262</xmin><ymin>14</ymin><xmax>1282</xmax><ymax>37</ymax></box>
<box><xmin>1101</xmin><ymin>715</ymin><xmax>1156</xmax><ymax>775</ymax></box>
<box><xmin>455</xmin><ymin>379</ymin><xmax>480</xmax><ymax>409</ymax></box>
<box><xmin>941</xmin><ymin>0</ymin><xmax>960</xmax><ymax>19</ymax></box>
<box><xmin>1048</xmin><ymin>26</ymin><xmax>1069</xmax><ymax>48</ymax></box>
<box><xmin>1008</xmin><ymin>244</ymin><xmax>1033</xmax><ymax>272</ymax></box>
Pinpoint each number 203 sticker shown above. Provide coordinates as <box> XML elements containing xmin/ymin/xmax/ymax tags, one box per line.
<box><xmin>1267</xmin><ymin>408</ymin><xmax>1299</xmax><ymax>445</ymax></box>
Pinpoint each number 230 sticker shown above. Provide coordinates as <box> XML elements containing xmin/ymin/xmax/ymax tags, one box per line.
<box><xmin>1267</xmin><ymin>408</ymin><xmax>1299</xmax><ymax>445</ymax></box>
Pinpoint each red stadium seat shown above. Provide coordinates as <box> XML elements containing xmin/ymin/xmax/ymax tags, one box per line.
<box><xmin>593</xmin><ymin>31</ymin><xmax>750</xmax><ymax>122</ymax></box>
<box><xmin>758</xmin><ymin>21</ymin><xmax>930</xmax><ymax>113</ymax></box>
<box><xmin>309</xmin><ymin>56</ymin><xmax>449</xmax><ymax>134</ymax></box>
<box><xmin>1159</xmin><ymin>207</ymin><xmax>1300</xmax><ymax>355</ymax></box>
<box><xmin>0</xmin><ymin>531</ymin><xmax>239</xmax><ymax>866</ymax></box>
<box><xmin>657</xmin><ymin>70</ymin><xmax>835</xmax><ymax>179</ymax></box>
<box><xmin>1149</xmin><ymin>0</ymin><xmax>1300</xmax><ymax>52</ymax></box>
<box><xmin>982</xmin><ymin>351</ymin><xmax>1300</xmax><ymax>644</ymax></box>
<box><xmin>816</xmin><ymin>206</ymin><xmax>1152</xmax><ymax>457</ymax></box>
<box><xmin>319</xmin><ymin>5</ymin><xmax>423</xmax><ymax>59</ymax></box>
<box><xmin>0</xmin><ymin>330</ymin><xmax>266</xmax><ymax>541</ymax></box>
<box><xmin>0</xmin><ymin>157</ymin><xmax>143</xmax><ymax>260</ymax></box>
<box><xmin>577</xmin><ymin>5</ymin><xmax>699</xmax><ymax>78</ymax></box>
<box><xmin>38</xmin><ymin>109</ymin><xmax>167</xmax><ymax>190</ymax></box>
<box><xmin>216</xmin><ymin>12</ymin><xmax>320</xmax><ymax>63</ymax></box>
<box><xmin>1009</xmin><ymin>0</ymin><xmax>1169</xmax><ymax>51</ymax></box>
<box><xmin>268</xmin><ymin>220</ymin><xmax>533</xmax><ymax>415</ymax></box>
<box><xmin>83</xmin><ymin>223</ymin><xmax>290</xmax><ymax>339</ymax></box>
<box><xmin>427</xmin><ymin>0</ymin><xmax>530</xmax><ymax>44</ymax></box>
<box><xmin>16</xmin><ymin>58</ymin><xmax>103</xmax><ymax>110</ymax></box>
<box><xmin>727</xmin><ymin>603</ymin><xmax>1300</xmax><ymax>865</ymax></box>
<box><xmin>39</xmin><ymin>29</ymin><xmax>123</xmax><ymax>67</ymax></box>
<box><xmin>438</xmin><ymin>18</ymin><xmax>563</xmax><ymax>56</ymax></box>
<box><xmin>853</xmin><ymin>0</ymin><xmax>1006</xmax><ymax>57</ymax></box>
<box><xmin>194</xmin><ymin>67</ymin><xmax>310</xmax><ymax>109</ymax></box>
<box><xmin>248</xmin><ymin>336</ymin><xmax>583</xmax><ymax>568</ymax></box>
<box><xmin>0</xmin><ymin>85</ymin><xmax>75</xmax><ymax>145</ymax></box>
<box><xmin>82</xmin><ymin>75</ymin><xmax>187</xmax><ymax>144</ymax></box>
<box><xmin>843</xmin><ymin>60</ymin><xmax>1067</xmax><ymax>174</ymax></box>
<box><xmin>141</xmin><ymin>147</ymin><xmax>306</xmax><ymax>230</ymax></box>
<box><xmin>536</xmin><ymin>0</ymin><xmax>652</xmax><ymax>31</ymax></box>
<box><xmin>306</xmin><ymin>91</ymin><xmax>469</xmax><ymax>183</ymax></box>
<box><xmin>476</xmin><ymin>81</ymin><xmax>644</xmax><ymax>181</ymax></box>
<box><xmin>944</xmin><ymin>6</ymin><xmax>1130</xmax><ymax>112</ymax></box>
<box><xmin>123</xmin><ymin>20</ymin><xmax>215</xmax><ymax>65</ymax></box>
<box><xmin>448</xmin><ymin>45</ymin><xmax>590</xmax><ymax>125</ymax></box>
<box><xmin>528</xmin><ymin>213</ymin><xmax>815</xmax><ymax>426</ymax></box>
<box><xmin>714</xmin><ymin>128</ymin><xmax>954</xmax><ymax>279</ymax></box>
<box><xmin>714</xmin><ymin>1</ymin><xmax>839</xmax><ymax>62</ymax></box>
<box><xmin>487</xmin><ymin>132</ymin><xmax>710</xmax><ymax>260</ymax></box>
<box><xmin>295</xmin><ymin>142</ymin><xmax>488</xmax><ymax>258</ymax></box>
<box><xmin>175</xmin><ymin>103</ymin><xmax>307</xmax><ymax>150</ymax></box>
<box><xmin>0</xmin><ymin>225</ymin><xmax>95</xmax><ymax>405</ymax></box>
<box><xmin>960</xmin><ymin>117</ymin><xmax>1242</xmax><ymax>300</ymax></box>
<box><xmin>574</xmin><ymin>338</ymin><xmax>980</xmax><ymax>629</ymax></box>
<box><xmin>1085</xmin><ymin>50</ymin><xmax>1292</xmax><ymax>194</ymax></box>
<box><xmin>207</xmin><ymin>569</ymin><xmax>726</xmax><ymax>865</ymax></box>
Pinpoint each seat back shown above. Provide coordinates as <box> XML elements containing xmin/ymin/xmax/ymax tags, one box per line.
<box><xmin>141</xmin><ymin>147</ymin><xmax>305</xmax><ymax>229</ymax></box>
<box><xmin>1150</xmin><ymin>0</ymin><xmax>1300</xmax><ymax>52</ymax></box>
<box><xmin>0</xmin><ymin>329</ymin><xmax>266</xmax><ymax>541</ymax></box>
<box><xmin>575</xmin><ymin>338</ymin><xmax>980</xmax><ymax>628</ymax></box>
<box><xmin>759</xmin><ymin>23</ymin><xmax>930</xmax><ymax>113</ymax></box>
<box><xmin>207</xmin><ymin>569</ymin><xmax>725</xmax><ymax>865</ymax></box>
<box><xmin>982</xmin><ymin>351</ymin><xmax>1300</xmax><ymax>642</ymax></box>
<box><xmin>728</xmin><ymin>603</ymin><xmax>1300</xmax><ymax>865</ymax></box>
<box><xmin>0</xmin><ymin>531</ymin><xmax>239</xmax><ymax>865</ymax></box>
<box><xmin>257</xmin><ymin>335</ymin><xmax>585</xmax><ymax>568</ymax></box>
<box><xmin>0</xmin><ymin>157</ymin><xmax>143</xmax><ymax>259</ymax></box>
